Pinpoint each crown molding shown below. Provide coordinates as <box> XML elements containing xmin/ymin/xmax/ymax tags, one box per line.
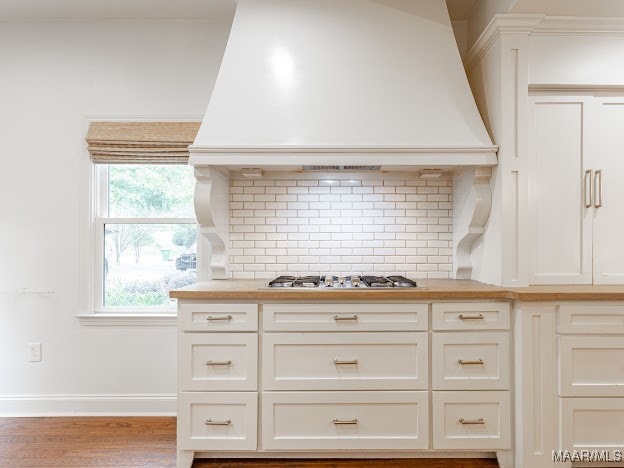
<box><xmin>467</xmin><ymin>14</ymin><xmax>624</xmax><ymax>70</ymax></box>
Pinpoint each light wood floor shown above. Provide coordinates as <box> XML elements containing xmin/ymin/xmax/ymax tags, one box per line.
<box><xmin>0</xmin><ymin>417</ymin><xmax>500</xmax><ymax>467</ymax></box>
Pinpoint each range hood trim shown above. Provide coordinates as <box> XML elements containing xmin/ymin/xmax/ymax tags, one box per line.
<box><xmin>189</xmin><ymin>145</ymin><xmax>499</xmax><ymax>169</ymax></box>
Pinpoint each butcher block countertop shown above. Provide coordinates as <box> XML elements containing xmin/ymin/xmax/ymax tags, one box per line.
<box><xmin>169</xmin><ymin>279</ymin><xmax>624</xmax><ymax>301</ymax></box>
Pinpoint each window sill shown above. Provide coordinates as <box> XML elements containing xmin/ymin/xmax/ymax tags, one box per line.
<box><xmin>76</xmin><ymin>313</ymin><xmax>176</xmax><ymax>326</ymax></box>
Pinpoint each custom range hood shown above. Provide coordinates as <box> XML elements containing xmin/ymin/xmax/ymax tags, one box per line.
<box><xmin>190</xmin><ymin>0</ymin><xmax>497</xmax><ymax>171</ymax></box>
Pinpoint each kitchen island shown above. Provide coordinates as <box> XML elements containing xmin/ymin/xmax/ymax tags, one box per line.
<box><xmin>171</xmin><ymin>280</ymin><xmax>624</xmax><ymax>468</ymax></box>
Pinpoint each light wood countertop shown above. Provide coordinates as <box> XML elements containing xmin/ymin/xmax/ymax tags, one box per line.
<box><xmin>170</xmin><ymin>279</ymin><xmax>624</xmax><ymax>301</ymax></box>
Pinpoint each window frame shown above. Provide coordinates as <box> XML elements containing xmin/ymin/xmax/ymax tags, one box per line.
<box><xmin>92</xmin><ymin>164</ymin><xmax>196</xmax><ymax>315</ymax></box>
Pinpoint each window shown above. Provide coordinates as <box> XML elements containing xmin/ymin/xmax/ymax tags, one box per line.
<box><xmin>94</xmin><ymin>164</ymin><xmax>197</xmax><ymax>312</ymax></box>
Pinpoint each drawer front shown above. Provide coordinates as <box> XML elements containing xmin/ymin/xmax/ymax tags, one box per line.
<box><xmin>263</xmin><ymin>332</ymin><xmax>428</xmax><ymax>390</ymax></box>
<box><xmin>432</xmin><ymin>332</ymin><xmax>510</xmax><ymax>390</ymax></box>
<box><xmin>263</xmin><ymin>303</ymin><xmax>428</xmax><ymax>332</ymax></box>
<box><xmin>178</xmin><ymin>302</ymin><xmax>258</xmax><ymax>332</ymax></box>
<box><xmin>559</xmin><ymin>304</ymin><xmax>624</xmax><ymax>334</ymax></box>
<box><xmin>560</xmin><ymin>336</ymin><xmax>624</xmax><ymax>397</ymax></box>
<box><xmin>262</xmin><ymin>391</ymin><xmax>428</xmax><ymax>450</ymax></box>
<box><xmin>561</xmin><ymin>398</ymin><xmax>624</xmax><ymax>452</ymax></box>
<box><xmin>432</xmin><ymin>391</ymin><xmax>511</xmax><ymax>450</ymax></box>
<box><xmin>178</xmin><ymin>333</ymin><xmax>257</xmax><ymax>391</ymax></box>
<box><xmin>432</xmin><ymin>302</ymin><xmax>510</xmax><ymax>330</ymax></box>
<box><xmin>177</xmin><ymin>392</ymin><xmax>257</xmax><ymax>451</ymax></box>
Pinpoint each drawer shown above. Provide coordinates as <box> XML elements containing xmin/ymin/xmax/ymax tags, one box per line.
<box><xmin>560</xmin><ymin>336</ymin><xmax>624</xmax><ymax>396</ymax></box>
<box><xmin>262</xmin><ymin>391</ymin><xmax>428</xmax><ymax>450</ymax></box>
<box><xmin>561</xmin><ymin>398</ymin><xmax>624</xmax><ymax>452</ymax></box>
<box><xmin>263</xmin><ymin>303</ymin><xmax>428</xmax><ymax>331</ymax></box>
<box><xmin>432</xmin><ymin>302</ymin><xmax>510</xmax><ymax>330</ymax></box>
<box><xmin>432</xmin><ymin>332</ymin><xmax>510</xmax><ymax>390</ymax></box>
<box><xmin>432</xmin><ymin>391</ymin><xmax>511</xmax><ymax>450</ymax></box>
<box><xmin>178</xmin><ymin>302</ymin><xmax>258</xmax><ymax>331</ymax></box>
<box><xmin>262</xmin><ymin>332</ymin><xmax>428</xmax><ymax>390</ymax></box>
<box><xmin>558</xmin><ymin>303</ymin><xmax>624</xmax><ymax>334</ymax></box>
<box><xmin>178</xmin><ymin>333</ymin><xmax>257</xmax><ymax>391</ymax></box>
<box><xmin>177</xmin><ymin>392</ymin><xmax>257</xmax><ymax>451</ymax></box>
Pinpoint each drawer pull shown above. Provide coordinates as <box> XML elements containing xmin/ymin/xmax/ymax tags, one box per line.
<box><xmin>459</xmin><ymin>417</ymin><xmax>485</xmax><ymax>425</ymax></box>
<box><xmin>458</xmin><ymin>314</ymin><xmax>485</xmax><ymax>321</ymax></box>
<box><xmin>333</xmin><ymin>418</ymin><xmax>358</xmax><ymax>425</ymax></box>
<box><xmin>334</xmin><ymin>315</ymin><xmax>358</xmax><ymax>321</ymax></box>
<box><xmin>205</xmin><ymin>360</ymin><xmax>232</xmax><ymax>366</ymax></box>
<box><xmin>334</xmin><ymin>359</ymin><xmax>358</xmax><ymax>365</ymax></box>
<box><xmin>205</xmin><ymin>418</ymin><xmax>231</xmax><ymax>426</ymax></box>
<box><xmin>458</xmin><ymin>358</ymin><xmax>485</xmax><ymax>365</ymax></box>
<box><xmin>206</xmin><ymin>315</ymin><xmax>233</xmax><ymax>321</ymax></box>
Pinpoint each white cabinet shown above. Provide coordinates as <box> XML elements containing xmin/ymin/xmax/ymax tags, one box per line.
<box><xmin>262</xmin><ymin>391</ymin><xmax>429</xmax><ymax>450</ymax></box>
<box><xmin>529</xmin><ymin>95</ymin><xmax>624</xmax><ymax>284</ymax></box>
<box><xmin>263</xmin><ymin>332</ymin><xmax>428</xmax><ymax>391</ymax></box>
<box><xmin>176</xmin><ymin>300</ymin><xmax>512</xmax><ymax>467</ymax></box>
<box><xmin>432</xmin><ymin>332</ymin><xmax>509</xmax><ymax>390</ymax></box>
<box><xmin>432</xmin><ymin>391</ymin><xmax>511</xmax><ymax>450</ymax></box>
<box><xmin>177</xmin><ymin>392</ymin><xmax>258</xmax><ymax>451</ymax></box>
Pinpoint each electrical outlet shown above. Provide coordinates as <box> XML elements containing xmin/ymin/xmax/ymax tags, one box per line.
<box><xmin>28</xmin><ymin>343</ymin><xmax>42</xmax><ymax>362</ymax></box>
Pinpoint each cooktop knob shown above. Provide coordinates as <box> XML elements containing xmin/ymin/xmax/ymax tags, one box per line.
<box><xmin>338</xmin><ymin>276</ymin><xmax>345</xmax><ymax>285</ymax></box>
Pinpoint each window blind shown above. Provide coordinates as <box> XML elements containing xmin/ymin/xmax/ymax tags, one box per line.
<box><xmin>86</xmin><ymin>121</ymin><xmax>201</xmax><ymax>164</ymax></box>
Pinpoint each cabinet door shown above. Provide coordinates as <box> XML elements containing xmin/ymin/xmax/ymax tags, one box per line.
<box><xmin>592</xmin><ymin>98</ymin><xmax>624</xmax><ymax>284</ymax></box>
<box><xmin>529</xmin><ymin>96</ymin><xmax>592</xmax><ymax>284</ymax></box>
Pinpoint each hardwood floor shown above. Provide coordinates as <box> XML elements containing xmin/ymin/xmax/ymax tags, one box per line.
<box><xmin>0</xmin><ymin>417</ymin><xmax>500</xmax><ymax>468</ymax></box>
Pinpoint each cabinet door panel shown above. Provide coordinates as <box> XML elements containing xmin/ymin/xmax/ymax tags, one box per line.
<box><xmin>529</xmin><ymin>97</ymin><xmax>591</xmax><ymax>284</ymax></box>
<box><xmin>593</xmin><ymin>99</ymin><xmax>624</xmax><ymax>284</ymax></box>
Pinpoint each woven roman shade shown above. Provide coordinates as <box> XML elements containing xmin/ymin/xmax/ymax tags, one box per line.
<box><xmin>86</xmin><ymin>121</ymin><xmax>201</xmax><ymax>164</ymax></box>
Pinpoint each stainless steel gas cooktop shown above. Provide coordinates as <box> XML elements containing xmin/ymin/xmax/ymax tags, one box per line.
<box><xmin>267</xmin><ymin>275</ymin><xmax>419</xmax><ymax>289</ymax></box>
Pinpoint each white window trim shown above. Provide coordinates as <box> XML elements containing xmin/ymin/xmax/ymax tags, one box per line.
<box><xmin>78</xmin><ymin>159</ymin><xmax>196</xmax><ymax>325</ymax></box>
<box><xmin>77</xmin><ymin>115</ymin><xmax>203</xmax><ymax>326</ymax></box>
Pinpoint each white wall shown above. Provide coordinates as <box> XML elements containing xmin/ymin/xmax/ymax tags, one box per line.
<box><xmin>0</xmin><ymin>19</ymin><xmax>231</xmax><ymax>414</ymax></box>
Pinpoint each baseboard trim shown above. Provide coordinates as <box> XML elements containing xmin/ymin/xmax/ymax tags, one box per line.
<box><xmin>0</xmin><ymin>394</ymin><xmax>176</xmax><ymax>416</ymax></box>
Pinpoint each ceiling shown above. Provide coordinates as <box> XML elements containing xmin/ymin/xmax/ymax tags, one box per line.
<box><xmin>0</xmin><ymin>0</ymin><xmax>479</xmax><ymax>21</ymax></box>
<box><xmin>0</xmin><ymin>0</ymin><xmax>237</xmax><ymax>20</ymax></box>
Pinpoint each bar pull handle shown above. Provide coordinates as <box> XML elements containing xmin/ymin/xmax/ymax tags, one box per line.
<box><xmin>334</xmin><ymin>315</ymin><xmax>358</xmax><ymax>321</ymax></box>
<box><xmin>333</xmin><ymin>418</ymin><xmax>358</xmax><ymax>425</ymax></box>
<box><xmin>459</xmin><ymin>417</ymin><xmax>485</xmax><ymax>425</ymax></box>
<box><xmin>205</xmin><ymin>419</ymin><xmax>231</xmax><ymax>426</ymax></box>
<box><xmin>206</xmin><ymin>315</ymin><xmax>232</xmax><ymax>321</ymax></box>
<box><xmin>458</xmin><ymin>314</ymin><xmax>484</xmax><ymax>321</ymax></box>
<box><xmin>458</xmin><ymin>358</ymin><xmax>485</xmax><ymax>365</ymax></box>
<box><xmin>594</xmin><ymin>169</ymin><xmax>602</xmax><ymax>208</ymax></box>
<box><xmin>205</xmin><ymin>360</ymin><xmax>232</xmax><ymax>366</ymax></box>
<box><xmin>334</xmin><ymin>359</ymin><xmax>358</xmax><ymax>365</ymax></box>
<box><xmin>584</xmin><ymin>169</ymin><xmax>593</xmax><ymax>208</ymax></box>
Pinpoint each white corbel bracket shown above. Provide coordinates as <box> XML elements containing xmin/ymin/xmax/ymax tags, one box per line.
<box><xmin>455</xmin><ymin>167</ymin><xmax>492</xmax><ymax>279</ymax></box>
<box><xmin>193</xmin><ymin>166</ymin><xmax>230</xmax><ymax>280</ymax></box>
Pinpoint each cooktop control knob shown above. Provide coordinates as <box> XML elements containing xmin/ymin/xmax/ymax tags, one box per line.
<box><xmin>352</xmin><ymin>276</ymin><xmax>361</xmax><ymax>287</ymax></box>
<box><xmin>338</xmin><ymin>276</ymin><xmax>346</xmax><ymax>285</ymax></box>
<box><xmin>324</xmin><ymin>275</ymin><xmax>334</xmax><ymax>287</ymax></box>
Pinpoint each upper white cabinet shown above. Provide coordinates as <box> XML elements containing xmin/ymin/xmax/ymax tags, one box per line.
<box><xmin>592</xmin><ymin>98</ymin><xmax>624</xmax><ymax>284</ymax></box>
<box><xmin>529</xmin><ymin>95</ymin><xmax>624</xmax><ymax>284</ymax></box>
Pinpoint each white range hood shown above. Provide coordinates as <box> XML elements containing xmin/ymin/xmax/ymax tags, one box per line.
<box><xmin>190</xmin><ymin>0</ymin><xmax>497</xmax><ymax>171</ymax></box>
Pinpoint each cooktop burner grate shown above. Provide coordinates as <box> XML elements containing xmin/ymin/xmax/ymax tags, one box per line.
<box><xmin>267</xmin><ymin>274</ymin><xmax>418</xmax><ymax>288</ymax></box>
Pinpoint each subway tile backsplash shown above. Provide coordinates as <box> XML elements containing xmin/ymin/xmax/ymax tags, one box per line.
<box><xmin>229</xmin><ymin>174</ymin><xmax>453</xmax><ymax>279</ymax></box>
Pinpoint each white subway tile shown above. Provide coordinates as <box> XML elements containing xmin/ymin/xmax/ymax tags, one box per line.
<box><xmin>309</xmin><ymin>186</ymin><xmax>331</xmax><ymax>194</ymax></box>
<box><xmin>266</xmin><ymin>187</ymin><xmax>287</xmax><ymax>194</ymax></box>
<box><xmin>287</xmin><ymin>187</ymin><xmax>309</xmax><ymax>194</ymax></box>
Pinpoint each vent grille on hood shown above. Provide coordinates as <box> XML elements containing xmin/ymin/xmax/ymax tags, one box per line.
<box><xmin>189</xmin><ymin>0</ymin><xmax>498</xmax><ymax>171</ymax></box>
<box><xmin>302</xmin><ymin>165</ymin><xmax>382</xmax><ymax>172</ymax></box>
